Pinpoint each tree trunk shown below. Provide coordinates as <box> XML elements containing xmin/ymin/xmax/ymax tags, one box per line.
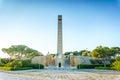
<box><xmin>103</xmin><ymin>58</ymin><xmax>106</xmax><ymax>67</ymax></box>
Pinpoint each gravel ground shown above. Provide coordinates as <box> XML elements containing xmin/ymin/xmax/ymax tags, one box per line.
<box><xmin>0</xmin><ymin>69</ymin><xmax>120</xmax><ymax>80</ymax></box>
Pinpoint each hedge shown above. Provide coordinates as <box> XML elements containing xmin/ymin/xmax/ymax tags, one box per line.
<box><xmin>77</xmin><ymin>64</ymin><xmax>110</xmax><ymax>69</ymax></box>
<box><xmin>29</xmin><ymin>64</ymin><xmax>44</xmax><ymax>69</ymax></box>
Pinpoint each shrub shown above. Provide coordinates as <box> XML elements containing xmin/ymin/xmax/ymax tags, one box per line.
<box><xmin>111</xmin><ymin>56</ymin><xmax>120</xmax><ymax>71</ymax></box>
<box><xmin>0</xmin><ymin>67</ymin><xmax>13</xmax><ymax>71</ymax></box>
<box><xmin>20</xmin><ymin>59</ymin><xmax>31</xmax><ymax>67</ymax></box>
<box><xmin>77</xmin><ymin>64</ymin><xmax>110</xmax><ymax>69</ymax></box>
<box><xmin>109</xmin><ymin>59</ymin><xmax>115</xmax><ymax>64</ymax></box>
<box><xmin>5</xmin><ymin>59</ymin><xmax>31</xmax><ymax>67</ymax></box>
<box><xmin>0</xmin><ymin>58</ymin><xmax>10</xmax><ymax>64</ymax></box>
<box><xmin>5</xmin><ymin>60</ymin><xmax>22</xmax><ymax>67</ymax></box>
<box><xmin>0</xmin><ymin>63</ymin><xmax>5</xmax><ymax>67</ymax></box>
<box><xmin>95</xmin><ymin>67</ymin><xmax>113</xmax><ymax>70</ymax></box>
<box><xmin>115</xmin><ymin>56</ymin><xmax>120</xmax><ymax>61</ymax></box>
<box><xmin>0</xmin><ymin>59</ymin><xmax>44</xmax><ymax>70</ymax></box>
<box><xmin>29</xmin><ymin>64</ymin><xmax>44</xmax><ymax>69</ymax></box>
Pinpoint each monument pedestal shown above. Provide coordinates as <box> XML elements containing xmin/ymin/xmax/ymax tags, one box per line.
<box><xmin>55</xmin><ymin>54</ymin><xmax>64</xmax><ymax>68</ymax></box>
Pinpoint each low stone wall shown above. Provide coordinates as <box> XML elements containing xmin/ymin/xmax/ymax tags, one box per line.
<box><xmin>70</xmin><ymin>56</ymin><xmax>92</xmax><ymax>67</ymax></box>
<box><xmin>32</xmin><ymin>55</ymin><xmax>92</xmax><ymax>67</ymax></box>
<box><xmin>31</xmin><ymin>56</ymin><xmax>46</xmax><ymax>66</ymax></box>
<box><xmin>31</xmin><ymin>55</ymin><xmax>54</xmax><ymax>67</ymax></box>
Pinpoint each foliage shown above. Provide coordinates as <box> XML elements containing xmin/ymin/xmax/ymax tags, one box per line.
<box><xmin>50</xmin><ymin>54</ymin><xmax>56</xmax><ymax>57</ymax></box>
<box><xmin>5</xmin><ymin>60</ymin><xmax>22</xmax><ymax>67</ymax></box>
<box><xmin>2</xmin><ymin>45</ymin><xmax>42</xmax><ymax>59</ymax></box>
<box><xmin>91</xmin><ymin>46</ymin><xmax>111</xmax><ymax>67</ymax></box>
<box><xmin>64</xmin><ymin>50</ymin><xmax>91</xmax><ymax>56</ymax></box>
<box><xmin>0</xmin><ymin>58</ymin><xmax>10</xmax><ymax>64</ymax></box>
<box><xmin>115</xmin><ymin>56</ymin><xmax>120</xmax><ymax>61</ymax></box>
<box><xmin>29</xmin><ymin>64</ymin><xmax>44</xmax><ymax>69</ymax></box>
<box><xmin>0</xmin><ymin>59</ymin><xmax>44</xmax><ymax>70</ymax></box>
<box><xmin>0</xmin><ymin>63</ymin><xmax>5</xmax><ymax>67</ymax></box>
<box><xmin>64</xmin><ymin>52</ymin><xmax>72</xmax><ymax>55</ymax></box>
<box><xmin>77</xmin><ymin>64</ymin><xmax>110</xmax><ymax>69</ymax></box>
<box><xmin>5</xmin><ymin>59</ymin><xmax>31</xmax><ymax>67</ymax></box>
<box><xmin>111</xmin><ymin>56</ymin><xmax>120</xmax><ymax>71</ymax></box>
<box><xmin>20</xmin><ymin>59</ymin><xmax>31</xmax><ymax>67</ymax></box>
<box><xmin>90</xmin><ymin>59</ymin><xmax>103</xmax><ymax>64</ymax></box>
<box><xmin>72</xmin><ymin>51</ymin><xmax>80</xmax><ymax>56</ymax></box>
<box><xmin>110</xmin><ymin>47</ymin><xmax>120</xmax><ymax>58</ymax></box>
<box><xmin>80</xmin><ymin>50</ymin><xmax>91</xmax><ymax>56</ymax></box>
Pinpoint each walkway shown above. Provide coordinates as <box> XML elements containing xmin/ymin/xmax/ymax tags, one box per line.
<box><xmin>0</xmin><ymin>69</ymin><xmax>120</xmax><ymax>80</ymax></box>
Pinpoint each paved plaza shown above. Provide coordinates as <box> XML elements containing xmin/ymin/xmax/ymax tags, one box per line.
<box><xmin>0</xmin><ymin>69</ymin><xmax>120</xmax><ymax>80</ymax></box>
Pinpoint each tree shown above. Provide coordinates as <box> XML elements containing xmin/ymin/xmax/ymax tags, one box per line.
<box><xmin>91</xmin><ymin>46</ymin><xmax>110</xmax><ymax>67</ymax></box>
<box><xmin>109</xmin><ymin>47</ymin><xmax>120</xmax><ymax>59</ymax></box>
<box><xmin>2</xmin><ymin>45</ymin><xmax>42</xmax><ymax>59</ymax></box>
<box><xmin>72</xmin><ymin>51</ymin><xmax>79</xmax><ymax>56</ymax></box>
<box><xmin>80</xmin><ymin>50</ymin><xmax>91</xmax><ymax>56</ymax></box>
<box><xmin>64</xmin><ymin>52</ymin><xmax>72</xmax><ymax>55</ymax></box>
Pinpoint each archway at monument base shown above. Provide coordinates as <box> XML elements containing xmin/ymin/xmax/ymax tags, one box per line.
<box><xmin>59</xmin><ymin>63</ymin><xmax>61</xmax><ymax>67</ymax></box>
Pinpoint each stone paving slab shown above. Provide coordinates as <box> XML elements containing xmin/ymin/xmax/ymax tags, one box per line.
<box><xmin>0</xmin><ymin>69</ymin><xmax>120</xmax><ymax>80</ymax></box>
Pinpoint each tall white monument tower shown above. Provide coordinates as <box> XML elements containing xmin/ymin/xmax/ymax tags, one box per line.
<box><xmin>57</xmin><ymin>15</ymin><xmax>63</xmax><ymax>55</ymax></box>
<box><xmin>56</xmin><ymin>15</ymin><xmax>64</xmax><ymax>67</ymax></box>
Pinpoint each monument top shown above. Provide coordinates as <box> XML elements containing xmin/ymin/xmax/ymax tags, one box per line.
<box><xmin>58</xmin><ymin>15</ymin><xmax>62</xmax><ymax>20</ymax></box>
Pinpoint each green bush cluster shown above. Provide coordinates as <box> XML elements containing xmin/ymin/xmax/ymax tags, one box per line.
<box><xmin>0</xmin><ymin>63</ymin><xmax>5</xmax><ymax>67</ymax></box>
<box><xmin>0</xmin><ymin>58</ymin><xmax>10</xmax><ymax>64</ymax></box>
<box><xmin>111</xmin><ymin>56</ymin><xmax>120</xmax><ymax>71</ymax></box>
<box><xmin>5</xmin><ymin>60</ymin><xmax>22</xmax><ymax>67</ymax></box>
<box><xmin>20</xmin><ymin>59</ymin><xmax>31</xmax><ymax>67</ymax></box>
<box><xmin>0</xmin><ymin>59</ymin><xmax>44</xmax><ymax>71</ymax></box>
<box><xmin>29</xmin><ymin>64</ymin><xmax>44</xmax><ymax>69</ymax></box>
<box><xmin>77</xmin><ymin>64</ymin><xmax>110</xmax><ymax>69</ymax></box>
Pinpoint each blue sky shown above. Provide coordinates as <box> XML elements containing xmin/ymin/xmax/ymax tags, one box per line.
<box><xmin>0</xmin><ymin>0</ymin><xmax>120</xmax><ymax>57</ymax></box>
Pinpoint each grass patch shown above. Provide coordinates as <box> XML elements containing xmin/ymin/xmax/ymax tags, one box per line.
<box><xmin>95</xmin><ymin>67</ymin><xmax>113</xmax><ymax>70</ymax></box>
<box><xmin>0</xmin><ymin>67</ymin><xmax>32</xmax><ymax>71</ymax></box>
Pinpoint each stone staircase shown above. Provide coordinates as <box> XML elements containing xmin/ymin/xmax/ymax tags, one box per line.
<box><xmin>47</xmin><ymin>57</ymin><xmax>71</xmax><ymax>70</ymax></box>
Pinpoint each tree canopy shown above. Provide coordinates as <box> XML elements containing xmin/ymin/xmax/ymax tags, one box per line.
<box><xmin>2</xmin><ymin>45</ymin><xmax>42</xmax><ymax>59</ymax></box>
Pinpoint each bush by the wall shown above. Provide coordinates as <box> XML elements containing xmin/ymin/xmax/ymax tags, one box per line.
<box><xmin>0</xmin><ymin>59</ymin><xmax>44</xmax><ymax>71</ymax></box>
<box><xmin>77</xmin><ymin>64</ymin><xmax>110</xmax><ymax>69</ymax></box>
<box><xmin>111</xmin><ymin>61</ymin><xmax>120</xmax><ymax>71</ymax></box>
<box><xmin>0</xmin><ymin>67</ymin><xmax>13</xmax><ymax>71</ymax></box>
<box><xmin>0</xmin><ymin>63</ymin><xmax>5</xmax><ymax>67</ymax></box>
<box><xmin>0</xmin><ymin>58</ymin><xmax>10</xmax><ymax>64</ymax></box>
<box><xmin>29</xmin><ymin>64</ymin><xmax>44</xmax><ymax>69</ymax></box>
<box><xmin>5</xmin><ymin>60</ymin><xmax>22</xmax><ymax>67</ymax></box>
<box><xmin>20</xmin><ymin>59</ymin><xmax>31</xmax><ymax>67</ymax></box>
<box><xmin>111</xmin><ymin>56</ymin><xmax>120</xmax><ymax>71</ymax></box>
